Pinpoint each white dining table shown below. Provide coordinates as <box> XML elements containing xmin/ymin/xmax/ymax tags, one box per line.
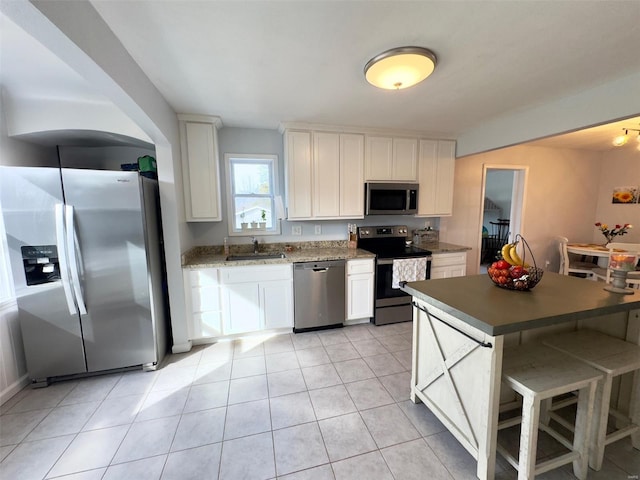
<box><xmin>567</xmin><ymin>243</ymin><xmax>620</xmax><ymax>267</ymax></box>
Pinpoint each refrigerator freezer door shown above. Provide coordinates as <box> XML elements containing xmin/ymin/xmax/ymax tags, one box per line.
<box><xmin>61</xmin><ymin>169</ymin><xmax>156</xmax><ymax>372</ymax></box>
<box><xmin>0</xmin><ymin>167</ymin><xmax>87</xmax><ymax>380</ymax></box>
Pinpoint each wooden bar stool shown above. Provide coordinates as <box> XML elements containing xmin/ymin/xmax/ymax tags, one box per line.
<box><xmin>542</xmin><ymin>329</ymin><xmax>640</xmax><ymax>470</ymax></box>
<box><xmin>499</xmin><ymin>343</ymin><xmax>602</xmax><ymax>480</ymax></box>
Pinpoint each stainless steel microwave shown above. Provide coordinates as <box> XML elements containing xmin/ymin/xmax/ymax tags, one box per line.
<box><xmin>365</xmin><ymin>183</ymin><xmax>418</xmax><ymax>215</ymax></box>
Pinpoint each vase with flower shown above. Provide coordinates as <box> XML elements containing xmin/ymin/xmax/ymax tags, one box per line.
<box><xmin>594</xmin><ymin>222</ymin><xmax>632</xmax><ymax>245</ymax></box>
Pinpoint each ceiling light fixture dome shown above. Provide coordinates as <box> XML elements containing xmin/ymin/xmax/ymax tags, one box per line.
<box><xmin>364</xmin><ymin>46</ymin><xmax>437</xmax><ymax>90</ymax></box>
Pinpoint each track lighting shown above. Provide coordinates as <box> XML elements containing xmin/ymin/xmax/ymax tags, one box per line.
<box><xmin>613</xmin><ymin>127</ymin><xmax>640</xmax><ymax>147</ymax></box>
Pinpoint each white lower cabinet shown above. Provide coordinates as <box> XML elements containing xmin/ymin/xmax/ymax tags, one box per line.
<box><xmin>224</xmin><ymin>283</ymin><xmax>261</xmax><ymax>335</ymax></box>
<box><xmin>221</xmin><ymin>264</ymin><xmax>294</xmax><ymax>335</ymax></box>
<box><xmin>261</xmin><ymin>280</ymin><xmax>294</xmax><ymax>329</ymax></box>
<box><xmin>184</xmin><ymin>268</ymin><xmax>223</xmax><ymax>339</ymax></box>
<box><xmin>185</xmin><ymin>264</ymin><xmax>293</xmax><ymax>339</ymax></box>
<box><xmin>346</xmin><ymin>259</ymin><xmax>374</xmax><ymax>320</ymax></box>
<box><xmin>430</xmin><ymin>252</ymin><xmax>467</xmax><ymax>279</ymax></box>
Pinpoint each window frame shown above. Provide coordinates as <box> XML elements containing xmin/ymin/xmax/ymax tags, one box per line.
<box><xmin>225</xmin><ymin>153</ymin><xmax>281</xmax><ymax>236</ymax></box>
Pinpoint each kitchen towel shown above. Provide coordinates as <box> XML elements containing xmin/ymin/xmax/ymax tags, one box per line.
<box><xmin>392</xmin><ymin>257</ymin><xmax>427</xmax><ymax>289</ymax></box>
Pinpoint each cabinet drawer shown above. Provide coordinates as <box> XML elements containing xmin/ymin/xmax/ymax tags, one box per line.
<box><xmin>221</xmin><ymin>264</ymin><xmax>293</xmax><ymax>284</ymax></box>
<box><xmin>191</xmin><ymin>285</ymin><xmax>221</xmax><ymax>312</ymax></box>
<box><xmin>348</xmin><ymin>259</ymin><xmax>374</xmax><ymax>275</ymax></box>
<box><xmin>431</xmin><ymin>252</ymin><xmax>467</xmax><ymax>267</ymax></box>
<box><xmin>188</xmin><ymin>268</ymin><xmax>219</xmax><ymax>287</ymax></box>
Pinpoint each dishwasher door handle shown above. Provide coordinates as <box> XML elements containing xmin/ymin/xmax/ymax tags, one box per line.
<box><xmin>312</xmin><ymin>268</ymin><xmax>329</xmax><ymax>272</ymax></box>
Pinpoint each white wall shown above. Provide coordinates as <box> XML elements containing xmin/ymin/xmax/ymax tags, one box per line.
<box><xmin>441</xmin><ymin>145</ymin><xmax>603</xmax><ymax>274</ymax></box>
<box><xmin>593</xmin><ymin>148</ymin><xmax>640</xmax><ymax>244</ymax></box>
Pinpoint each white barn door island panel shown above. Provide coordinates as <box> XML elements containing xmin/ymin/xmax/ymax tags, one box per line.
<box><xmin>411</xmin><ymin>300</ymin><xmax>503</xmax><ymax>480</ymax></box>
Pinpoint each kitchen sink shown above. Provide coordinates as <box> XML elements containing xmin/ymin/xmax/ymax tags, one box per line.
<box><xmin>226</xmin><ymin>252</ymin><xmax>286</xmax><ymax>261</ymax></box>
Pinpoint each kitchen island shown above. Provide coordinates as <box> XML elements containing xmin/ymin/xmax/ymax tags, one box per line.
<box><xmin>401</xmin><ymin>272</ymin><xmax>640</xmax><ymax>480</ymax></box>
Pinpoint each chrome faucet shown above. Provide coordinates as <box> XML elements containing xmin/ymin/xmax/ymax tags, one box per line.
<box><xmin>252</xmin><ymin>237</ymin><xmax>259</xmax><ymax>254</ymax></box>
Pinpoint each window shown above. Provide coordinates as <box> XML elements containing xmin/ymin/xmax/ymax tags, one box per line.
<box><xmin>225</xmin><ymin>154</ymin><xmax>280</xmax><ymax>235</ymax></box>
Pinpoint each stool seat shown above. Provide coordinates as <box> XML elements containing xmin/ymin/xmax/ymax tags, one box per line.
<box><xmin>500</xmin><ymin>343</ymin><xmax>602</xmax><ymax>480</ymax></box>
<box><xmin>543</xmin><ymin>329</ymin><xmax>640</xmax><ymax>375</ymax></box>
<box><xmin>503</xmin><ymin>344</ymin><xmax>604</xmax><ymax>394</ymax></box>
<box><xmin>542</xmin><ymin>329</ymin><xmax>640</xmax><ymax>470</ymax></box>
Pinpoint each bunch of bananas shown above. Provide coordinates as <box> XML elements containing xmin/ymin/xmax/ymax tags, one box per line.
<box><xmin>501</xmin><ymin>242</ymin><xmax>528</xmax><ymax>267</ymax></box>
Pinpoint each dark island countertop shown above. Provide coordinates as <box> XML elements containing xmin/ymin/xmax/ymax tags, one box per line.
<box><xmin>401</xmin><ymin>272</ymin><xmax>640</xmax><ymax>336</ymax></box>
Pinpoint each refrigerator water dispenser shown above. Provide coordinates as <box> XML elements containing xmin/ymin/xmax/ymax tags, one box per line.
<box><xmin>21</xmin><ymin>245</ymin><xmax>60</xmax><ymax>286</ymax></box>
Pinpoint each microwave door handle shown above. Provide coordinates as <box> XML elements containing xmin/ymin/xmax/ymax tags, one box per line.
<box><xmin>55</xmin><ymin>204</ymin><xmax>77</xmax><ymax>315</ymax></box>
<box><xmin>65</xmin><ymin>205</ymin><xmax>87</xmax><ymax>315</ymax></box>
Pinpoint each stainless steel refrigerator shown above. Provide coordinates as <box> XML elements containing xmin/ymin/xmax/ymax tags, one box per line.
<box><xmin>0</xmin><ymin>166</ymin><xmax>168</xmax><ymax>386</ymax></box>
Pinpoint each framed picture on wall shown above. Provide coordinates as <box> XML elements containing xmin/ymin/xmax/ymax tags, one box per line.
<box><xmin>611</xmin><ymin>186</ymin><xmax>638</xmax><ymax>204</ymax></box>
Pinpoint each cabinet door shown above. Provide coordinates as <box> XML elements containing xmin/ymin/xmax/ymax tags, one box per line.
<box><xmin>193</xmin><ymin>312</ymin><xmax>223</xmax><ymax>338</ymax></box>
<box><xmin>347</xmin><ymin>271</ymin><xmax>374</xmax><ymax>320</ymax></box>
<box><xmin>417</xmin><ymin>139</ymin><xmax>456</xmax><ymax>216</ymax></box>
<box><xmin>429</xmin><ymin>267</ymin><xmax>449</xmax><ymax>280</ymax></box>
<box><xmin>339</xmin><ymin>134</ymin><xmax>365</xmax><ymax>217</ymax></box>
<box><xmin>224</xmin><ymin>283</ymin><xmax>260</xmax><ymax>334</ymax></box>
<box><xmin>261</xmin><ymin>280</ymin><xmax>294</xmax><ymax>329</ymax></box>
<box><xmin>285</xmin><ymin>131</ymin><xmax>313</xmax><ymax>219</ymax></box>
<box><xmin>392</xmin><ymin>138</ymin><xmax>418</xmax><ymax>181</ymax></box>
<box><xmin>365</xmin><ymin>136</ymin><xmax>393</xmax><ymax>181</ymax></box>
<box><xmin>313</xmin><ymin>132</ymin><xmax>340</xmax><ymax>217</ymax></box>
<box><xmin>181</xmin><ymin>120</ymin><xmax>222</xmax><ymax>221</ymax></box>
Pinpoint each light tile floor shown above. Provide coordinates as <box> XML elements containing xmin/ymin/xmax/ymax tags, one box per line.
<box><xmin>1</xmin><ymin>323</ymin><xmax>638</xmax><ymax>479</ymax></box>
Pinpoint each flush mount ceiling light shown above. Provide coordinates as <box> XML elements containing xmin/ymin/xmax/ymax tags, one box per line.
<box><xmin>364</xmin><ymin>46</ymin><xmax>437</xmax><ymax>90</ymax></box>
<box><xmin>612</xmin><ymin>127</ymin><xmax>640</xmax><ymax>147</ymax></box>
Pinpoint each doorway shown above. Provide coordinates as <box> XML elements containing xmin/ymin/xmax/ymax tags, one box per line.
<box><xmin>479</xmin><ymin>165</ymin><xmax>528</xmax><ymax>272</ymax></box>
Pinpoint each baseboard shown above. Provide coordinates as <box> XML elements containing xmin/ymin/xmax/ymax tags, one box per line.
<box><xmin>344</xmin><ymin>318</ymin><xmax>372</xmax><ymax>326</ymax></box>
<box><xmin>171</xmin><ymin>340</ymin><xmax>193</xmax><ymax>354</ymax></box>
<box><xmin>0</xmin><ymin>373</ymin><xmax>30</xmax><ymax>407</ymax></box>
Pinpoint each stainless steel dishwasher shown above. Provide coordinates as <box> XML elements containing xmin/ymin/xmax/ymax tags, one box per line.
<box><xmin>293</xmin><ymin>260</ymin><xmax>345</xmax><ymax>333</ymax></box>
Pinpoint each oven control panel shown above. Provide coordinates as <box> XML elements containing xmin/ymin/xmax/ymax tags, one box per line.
<box><xmin>358</xmin><ymin>225</ymin><xmax>408</xmax><ymax>238</ymax></box>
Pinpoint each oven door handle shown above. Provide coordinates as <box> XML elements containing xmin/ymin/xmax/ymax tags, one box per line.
<box><xmin>377</xmin><ymin>257</ymin><xmax>432</xmax><ymax>266</ymax></box>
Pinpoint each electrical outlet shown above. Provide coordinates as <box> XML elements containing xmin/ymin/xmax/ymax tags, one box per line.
<box><xmin>292</xmin><ymin>225</ymin><xmax>302</xmax><ymax>236</ymax></box>
<box><xmin>315</xmin><ymin>225</ymin><xmax>322</xmax><ymax>235</ymax></box>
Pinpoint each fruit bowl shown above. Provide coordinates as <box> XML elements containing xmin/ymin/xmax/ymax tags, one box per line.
<box><xmin>487</xmin><ymin>265</ymin><xmax>543</xmax><ymax>291</ymax></box>
<box><xmin>487</xmin><ymin>235</ymin><xmax>543</xmax><ymax>290</ymax></box>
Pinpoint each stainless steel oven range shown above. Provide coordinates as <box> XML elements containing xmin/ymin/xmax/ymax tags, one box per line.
<box><xmin>357</xmin><ymin>225</ymin><xmax>432</xmax><ymax>325</ymax></box>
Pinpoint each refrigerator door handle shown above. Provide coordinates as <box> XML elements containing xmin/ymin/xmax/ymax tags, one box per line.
<box><xmin>65</xmin><ymin>205</ymin><xmax>87</xmax><ymax>315</ymax></box>
<box><xmin>55</xmin><ymin>204</ymin><xmax>77</xmax><ymax>315</ymax></box>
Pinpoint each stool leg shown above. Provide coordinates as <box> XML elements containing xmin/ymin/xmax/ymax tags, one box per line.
<box><xmin>589</xmin><ymin>375</ymin><xmax>613</xmax><ymax>471</ymax></box>
<box><xmin>518</xmin><ymin>394</ymin><xmax>540</xmax><ymax>480</ymax></box>
<box><xmin>539</xmin><ymin>398</ymin><xmax>552</xmax><ymax>426</ymax></box>
<box><xmin>573</xmin><ymin>381</ymin><xmax>597</xmax><ymax>480</ymax></box>
<box><xmin>632</xmin><ymin>369</ymin><xmax>640</xmax><ymax>450</ymax></box>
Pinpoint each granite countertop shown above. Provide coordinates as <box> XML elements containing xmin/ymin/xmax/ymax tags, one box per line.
<box><xmin>401</xmin><ymin>272</ymin><xmax>640</xmax><ymax>336</ymax></box>
<box><xmin>182</xmin><ymin>241</ymin><xmax>375</xmax><ymax>268</ymax></box>
<box><xmin>419</xmin><ymin>242</ymin><xmax>471</xmax><ymax>254</ymax></box>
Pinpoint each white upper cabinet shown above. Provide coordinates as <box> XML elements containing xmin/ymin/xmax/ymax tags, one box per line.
<box><xmin>339</xmin><ymin>134</ymin><xmax>365</xmax><ymax>217</ymax></box>
<box><xmin>417</xmin><ymin>139</ymin><xmax>456</xmax><ymax>216</ymax></box>
<box><xmin>178</xmin><ymin>114</ymin><xmax>222</xmax><ymax>222</ymax></box>
<box><xmin>365</xmin><ymin>136</ymin><xmax>418</xmax><ymax>182</ymax></box>
<box><xmin>284</xmin><ymin>130</ymin><xmax>313</xmax><ymax>219</ymax></box>
<box><xmin>285</xmin><ymin>129</ymin><xmax>364</xmax><ymax>220</ymax></box>
<box><xmin>313</xmin><ymin>132</ymin><xmax>341</xmax><ymax>217</ymax></box>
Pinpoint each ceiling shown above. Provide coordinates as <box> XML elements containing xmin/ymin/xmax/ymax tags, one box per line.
<box><xmin>2</xmin><ymin>1</ymin><xmax>640</xmax><ymax>152</ymax></box>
